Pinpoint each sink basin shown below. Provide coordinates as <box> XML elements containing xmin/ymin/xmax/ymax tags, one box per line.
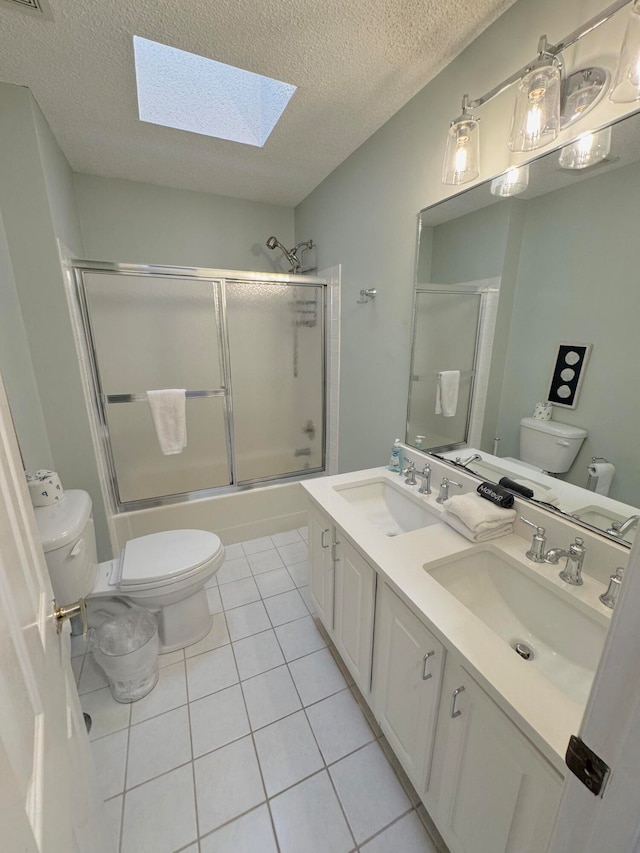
<box><xmin>334</xmin><ymin>478</ymin><xmax>440</xmax><ymax>536</ymax></box>
<box><xmin>425</xmin><ymin>547</ymin><xmax>607</xmax><ymax>704</ymax></box>
<box><xmin>573</xmin><ymin>505</ymin><xmax>637</xmax><ymax>544</ymax></box>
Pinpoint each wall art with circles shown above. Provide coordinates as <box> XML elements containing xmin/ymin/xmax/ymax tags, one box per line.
<box><xmin>547</xmin><ymin>343</ymin><xmax>592</xmax><ymax>409</ymax></box>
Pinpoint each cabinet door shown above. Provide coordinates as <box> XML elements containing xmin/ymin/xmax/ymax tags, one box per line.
<box><xmin>334</xmin><ymin>538</ymin><xmax>376</xmax><ymax>695</ymax></box>
<box><xmin>308</xmin><ymin>504</ymin><xmax>335</xmax><ymax>636</ymax></box>
<box><xmin>373</xmin><ymin>583</ymin><xmax>444</xmax><ymax>790</ymax></box>
<box><xmin>427</xmin><ymin>661</ymin><xmax>563</xmax><ymax>853</ymax></box>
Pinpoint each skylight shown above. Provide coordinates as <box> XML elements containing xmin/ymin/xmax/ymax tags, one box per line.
<box><xmin>133</xmin><ymin>36</ymin><xmax>297</xmax><ymax>147</ymax></box>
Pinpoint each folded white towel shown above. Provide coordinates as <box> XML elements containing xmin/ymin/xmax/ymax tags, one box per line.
<box><xmin>443</xmin><ymin>511</ymin><xmax>514</xmax><ymax>543</ymax></box>
<box><xmin>147</xmin><ymin>390</ymin><xmax>187</xmax><ymax>455</ymax></box>
<box><xmin>435</xmin><ymin>370</ymin><xmax>460</xmax><ymax>417</ymax></box>
<box><xmin>444</xmin><ymin>492</ymin><xmax>516</xmax><ymax>535</ymax></box>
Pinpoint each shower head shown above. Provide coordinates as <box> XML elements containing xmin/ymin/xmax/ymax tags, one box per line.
<box><xmin>266</xmin><ymin>236</ymin><xmax>279</xmax><ymax>250</ymax></box>
<box><xmin>266</xmin><ymin>235</ymin><xmax>299</xmax><ymax>271</ymax></box>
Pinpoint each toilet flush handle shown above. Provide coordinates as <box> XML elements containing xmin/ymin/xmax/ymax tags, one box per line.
<box><xmin>70</xmin><ymin>539</ymin><xmax>85</xmax><ymax>557</ymax></box>
<box><xmin>557</xmin><ymin>439</ymin><xmax>570</xmax><ymax>446</ymax></box>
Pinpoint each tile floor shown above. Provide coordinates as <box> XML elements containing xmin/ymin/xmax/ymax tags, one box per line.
<box><xmin>74</xmin><ymin>526</ymin><xmax>448</xmax><ymax>853</ymax></box>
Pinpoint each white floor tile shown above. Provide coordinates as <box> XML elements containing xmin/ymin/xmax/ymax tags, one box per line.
<box><xmin>121</xmin><ymin>763</ymin><xmax>197</xmax><ymax>853</ymax></box>
<box><xmin>241</xmin><ymin>665</ymin><xmax>302</xmax><ymax>730</ymax></box>
<box><xmin>206</xmin><ymin>586</ymin><xmax>223</xmax><ymax>615</ymax></box>
<box><xmin>255</xmin><ymin>567</ymin><xmax>296</xmax><ymax>598</ymax></box>
<box><xmin>91</xmin><ymin>729</ymin><xmax>128</xmax><ymax>800</ymax></box>
<box><xmin>219</xmin><ymin>576</ymin><xmax>260</xmax><ymax>610</ymax></box>
<box><xmin>222</xmin><ymin>542</ymin><xmax>244</xmax><ymax>560</ymax></box>
<box><xmin>289</xmin><ymin>648</ymin><xmax>347</xmax><ymax>706</ymax></box>
<box><xmin>299</xmin><ymin>585</ymin><xmax>317</xmax><ymax>615</ymax></box>
<box><xmin>184</xmin><ymin>612</ymin><xmax>229</xmax><ymax>658</ymax></box>
<box><xmin>199</xmin><ymin>804</ymin><xmax>277</xmax><ymax>853</ymax></box>
<box><xmin>297</xmin><ymin>526</ymin><xmax>309</xmax><ymax>540</ymax></box>
<box><xmin>130</xmin><ymin>660</ymin><xmax>187</xmax><ymax>725</ymax></box>
<box><xmin>275</xmin><ymin>615</ymin><xmax>326</xmax><ymax>662</ymax></box>
<box><xmin>186</xmin><ymin>645</ymin><xmax>238</xmax><ymax>702</ymax></box>
<box><xmin>233</xmin><ymin>629</ymin><xmax>285</xmax><ymax>680</ymax></box>
<box><xmin>287</xmin><ymin>560</ymin><xmax>309</xmax><ymax>588</ymax></box>
<box><xmin>247</xmin><ymin>548</ymin><xmax>285</xmax><ymax>575</ymax></box>
<box><xmin>82</xmin><ymin>686</ymin><xmax>131</xmax><ymax>741</ymax></box>
<box><xmin>263</xmin><ymin>589</ymin><xmax>308</xmax><ymax>626</ymax></box>
<box><xmin>216</xmin><ymin>555</ymin><xmax>252</xmax><ymax>585</ymax></box>
<box><xmin>270</xmin><ymin>771</ymin><xmax>354</xmax><ymax>853</ymax></box>
<box><xmin>190</xmin><ymin>684</ymin><xmax>250</xmax><ymax>757</ymax></box>
<box><xmin>254</xmin><ymin>710</ymin><xmax>324</xmax><ymax>796</ymax></box>
<box><xmin>330</xmin><ymin>741</ymin><xmax>411</xmax><ymax>843</ymax></box>
<box><xmin>78</xmin><ymin>653</ymin><xmax>110</xmax><ymax>694</ymax></box>
<box><xmin>277</xmin><ymin>540</ymin><xmax>309</xmax><ymax>566</ymax></box>
<box><xmin>225</xmin><ymin>600</ymin><xmax>271</xmax><ymax>641</ymax></box>
<box><xmin>158</xmin><ymin>649</ymin><xmax>185</xmax><ymax>668</ymax></box>
<box><xmin>271</xmin><ymin>529</ymin><xmax>302</xmax><ymax>547</ymax></box>
<box><xmin>361</xmin><ymin>810</ymin><xmax>441</xmax><ymax>853</ymax></box>
<box><xmin>194</xmin><ymin>735</ymin><xmax>265</xmax><ymax>836</ymax></box>
<box><xmin>127</xmin><ymin>706</ymin><xmax>191</xmax><ymax>789</ymax></box>
<box><xmin>103</xmin><ymin>795</ymin><xmax>123</xmax><ymax>851</ymax></box>
<box><xmin>307</xmin><ymin>689</ymin><xmax>375</xmax><ymax>765</ymax></box>
<box><xmin>241</xmin><ymin>535</ymin><xmax>275</xmax><ymax>556</ymax></box>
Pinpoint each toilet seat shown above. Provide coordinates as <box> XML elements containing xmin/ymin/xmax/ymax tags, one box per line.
<box><xmin>115</xmin><ymin>530</ymin><xmax>224</xmax><ymax>591</ymax></box>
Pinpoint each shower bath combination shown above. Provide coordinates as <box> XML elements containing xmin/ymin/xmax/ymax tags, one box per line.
<box><xmin>266</xmin><ymin>235</ymin><xmax>315</xmax><ymax>274</ymax></box>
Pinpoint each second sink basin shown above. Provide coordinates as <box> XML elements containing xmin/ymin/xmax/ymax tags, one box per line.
<box><xmin>334</xmin><ymin>478</ymin><xmax>439</xmax><ymax>537</ymax></box>
<box><xmin>425</xmin><ymin>546</ymin><xmax>607</xmax><ymax>704</ymax></box>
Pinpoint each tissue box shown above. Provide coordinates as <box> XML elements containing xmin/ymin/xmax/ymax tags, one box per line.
<box><xmin>27</xmin><ymin>470</ymin><xmax>64</xmax><ymax>507</ymax></box>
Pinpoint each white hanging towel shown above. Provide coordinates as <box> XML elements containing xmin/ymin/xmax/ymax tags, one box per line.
<box><xmin>147</xmin><ymin>390</ymin><xmax>187</xmax><ymax>455</ymax></box>
<box><xmin>435</xmin><ymin>370</ymin><xmax>460</xmax><ymax>417</ymax></box>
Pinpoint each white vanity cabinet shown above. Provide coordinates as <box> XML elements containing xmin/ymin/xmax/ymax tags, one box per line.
<box><xmin>333</xmin><ymin>537</ymin><xmax>376</xmax><ymax>695</ymax></box>
<box><xmin>372</xmin><ymin>583</ymin><xmax>445</xmax><ymax>789</ymax></box>
<box><xmin>425</xmin><ymin>658</ymin><xmax>563</xmax><ymax>853</ymax></box>
<box><xmin>308</xmin><ymin>504</ymin><xmax>337</xmax><ymax>636</ymax></box>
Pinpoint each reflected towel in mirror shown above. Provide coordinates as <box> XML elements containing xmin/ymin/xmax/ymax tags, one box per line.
<box><xmin>435</xmin><ymin>370</ymin><xmax>460</xmax><ymax>417</ymax></box>
<box><xmin>147</xmin><ymin>389</ymin><xmax>187</xmax><ymax>455</ymax></box>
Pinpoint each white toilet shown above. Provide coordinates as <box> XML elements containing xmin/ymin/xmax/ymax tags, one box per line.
<box><xmin>35</xmin><ymin>490</ymin><xmax>225</xmax><ymax>652</ymax></box>
<box><xmin>518</xmin><ymin>416</ymin><xmax>587</xmax><ymax>475</ymax></box>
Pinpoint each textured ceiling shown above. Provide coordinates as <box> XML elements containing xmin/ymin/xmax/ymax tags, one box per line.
<box><xmin>0</xmin><ymin>0</ymin><xmax>516</xmax><ymax>206</ymax></box>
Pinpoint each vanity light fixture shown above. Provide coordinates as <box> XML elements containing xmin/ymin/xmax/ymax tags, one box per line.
<box><xmin>490</xmin><ymin>164</ymin><xmax>529</xmax><ymax>197</ymax></box>
<box><xmin>558</xmin><ymin>126</ymin><xmax>612</xmax><ymax>169</ymax></box>
<box><xmin>441</xmin><ymin>0</ymin><xmax>635</xmax><ymax>185</ymax></box>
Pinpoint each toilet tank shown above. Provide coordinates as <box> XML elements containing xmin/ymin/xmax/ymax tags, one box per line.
<box><xmin>34</xmin><ymin>489</ymin><xmax>98</xmax><ymax>603</ymax></box>
<box><xmin>519</xmin><ymin>417</ymin><xmax>587</xmax><ymax>474</ymax></box>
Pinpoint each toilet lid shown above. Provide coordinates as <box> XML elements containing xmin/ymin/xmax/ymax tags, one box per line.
<box><xmin>119</xmin><ymin>529</ymin><xmax>223</xmax><ymax>588</ymax></box>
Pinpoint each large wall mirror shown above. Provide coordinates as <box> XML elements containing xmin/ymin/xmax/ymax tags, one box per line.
<box><xmin>409</xmin><ymin>108</ymin><xmax>640</xmax><ymax>546</ymax></box>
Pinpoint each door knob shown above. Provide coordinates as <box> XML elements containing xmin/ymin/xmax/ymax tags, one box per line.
<box><xmin>53</xmin><ymin>597</ymin><xmax>88</xmax><ymax>639</ymax></box>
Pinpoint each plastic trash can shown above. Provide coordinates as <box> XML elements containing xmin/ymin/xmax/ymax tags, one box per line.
<box><xmin>92</xmin><ymin>609</ymin><xmax>160</xmax><ymax>703</ymax></box>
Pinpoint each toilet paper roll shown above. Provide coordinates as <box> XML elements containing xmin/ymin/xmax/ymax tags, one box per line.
<box><xmin>587</xmin><ymin>462</ymin><xmax>615</xmax><ymax>496</ymax></box>
<box><xmin>27</xmin><ymin>469</ymin><xmax>64</xmax><ymax>507</ymax></box>
<box><xmin>533</xmin><ymin>402</ymin><xmax>553</xmax><ymax>421</ymax></box>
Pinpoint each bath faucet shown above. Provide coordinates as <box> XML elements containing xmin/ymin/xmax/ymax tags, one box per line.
<box><xmin>599</xmin><ymin>567</ymin><xmax>625</xmax><ymax>610</ymax></box>
<box><xmin>455</xmin><ymin>453</ymin><xmax>482</xmax><ymax>467</ymax></box>
<box><xmin>520</xmin><ymin>517</ymin><xmax>547</xmax><ymax>563</ymax></box>
<box><xmin>544</xmin><ymin>536</ymin><xmax>586</xmax><ymax>586</ymax></box>
<box><xmin>418</xmin><ymin>464</ymin><xmax>432</xmax><ymax>495</ymax></box>
<box><xmin>437</xmin><ymin>477</ymin><xmax>462</xmax><ymax>504</ymax></box>
<box><xmin>605</xmin><ymin>515</ymin><xmax>640</xmax><ymax>539</ymax></box>
<box><xmin>403</xmin><ymin>461</ymin><xmax>417</xmax><ymax>486</ymax></box>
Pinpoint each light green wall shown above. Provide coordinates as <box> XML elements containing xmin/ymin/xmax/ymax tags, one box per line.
<box><xmin>497</xmin><ymin>161</ymin><xmax>640</xmax><ymax>503</ymax></box>
<box><xmin>294</xmin><ymin>0</ymin><xmax>634</xmax><ymax>473</ymax></box>
<box><xmin>74</xmin><ymin>174</ymin><xmax>294</xmax><ymax>272</ymax></box>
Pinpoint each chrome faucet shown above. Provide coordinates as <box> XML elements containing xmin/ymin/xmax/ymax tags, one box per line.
<box><xmin>418</xmin><ymin>463</ymin><xmax>432</xmax><ymax>495</ymax></box>
<box><xmin>403</xmin><ymin>461</ymin><xmax>417</xmax><ymax>486</ymax></box>
<box><xmin>521</xmin><ymin>517</ymin><xmax>547</xmax><ymax>563</ymax></box>
<box><xmin>544</xmin><ymin>537</ymin><xmax>587</xmax><ymax>586</ymax></box>
<box><xmin>605</xmin><ymin>515</ymin><xmax>640</xmax><ymax>539</ymax></box>
<box><xmin>455</xmin><ymin>453</ymin><xmax>482</xmax><ymax>467</ymax></box>
<box><xmin>599</xmin><ymin>567</ymin><xmax>625</xmax><ymax>609</ymax></box>
<box><xmin>436</xmin><ymin>477</ymin><xmax>462</xmax><ymax>504</ymax></box>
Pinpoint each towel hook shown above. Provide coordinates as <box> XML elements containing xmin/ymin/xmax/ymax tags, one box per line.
<box><xmin>357</xmin><ymin>288</ymin><xmax>377</xmax><ymax>304</ymax></box>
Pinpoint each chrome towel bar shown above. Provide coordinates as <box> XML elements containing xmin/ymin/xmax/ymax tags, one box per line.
<box><xmin>104</xmin><ymin>389</ymin><xmax>225</xmax><ymax>404</ymax></box>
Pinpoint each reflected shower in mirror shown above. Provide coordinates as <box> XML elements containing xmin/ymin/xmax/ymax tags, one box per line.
<box><xmin>409</xmin><ymin>108</ymin><xmax>640</xmax><ymax>545</ymax></box>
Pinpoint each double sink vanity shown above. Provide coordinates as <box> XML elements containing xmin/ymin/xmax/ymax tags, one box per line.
<box><xmin>302</xmin><ymin>447</ymin><xmax>627</xmax><ymax>853</ymax></box>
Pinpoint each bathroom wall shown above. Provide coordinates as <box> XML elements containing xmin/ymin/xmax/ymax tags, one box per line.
<box><xmin>294</xmin><ymin>0</ymin><xmax>635</xmax><ymax>474</ymax></box>
<box><xmin>74</xmin><ymin>173</ymin><xmax>294</xmax><ymax>272</ymax></box>
<box><xmin>496</xmin><ymin>159</ymin><xmax>640</xmax><ymax>502</ymax></box>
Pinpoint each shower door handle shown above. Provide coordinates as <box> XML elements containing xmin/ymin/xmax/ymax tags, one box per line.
<box><xmin>321</xmin><ymin>529</ymin><xmax>330</xmax><ymax>549</ymax></box>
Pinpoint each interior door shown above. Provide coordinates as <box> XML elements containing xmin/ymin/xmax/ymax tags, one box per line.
<box><xmin>0</xmin><ymin>371</ymin><xmax>111</xmax><ymax>853</ymax></box>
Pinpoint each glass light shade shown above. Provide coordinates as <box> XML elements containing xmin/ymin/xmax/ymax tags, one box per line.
<box><xmin>558</xmin><ymin>126</ymin><xmax>612</xmax><ymax>170</ymax></box>
<box><xmin>490</xmin><ymin>164</ymin><xmax>530</xmax><ymax>197</ymax></box>
<box><xmin>509</xmin><ymin>61</ymin><xmax>561</xmax><ymax>152</ymax></box>
<box><xmin>442</xmin><ymin>116</ymin><xmax>480</xmax><ymax>185</ymax></box>
<box><xmin>610</xmin><ymin>1</ymin><xmax>640</xmax><ymax>103</ymax></box>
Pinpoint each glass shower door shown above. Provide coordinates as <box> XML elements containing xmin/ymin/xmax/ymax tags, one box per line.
<box><xmin>82</xmin><ymin>272</ymin><xmax>231</xmax><ymax>504</ymax></box>
<box><xmin>225</xmin><ymin>281</ymin><xmax>325</xmax><ymax>483</ymax></box>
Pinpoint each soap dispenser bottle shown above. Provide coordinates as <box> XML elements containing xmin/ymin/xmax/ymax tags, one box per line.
<box><xmin>389</xmin><ymin>439</ymin><xmax>403</xmax><ymax>473</ymax></box>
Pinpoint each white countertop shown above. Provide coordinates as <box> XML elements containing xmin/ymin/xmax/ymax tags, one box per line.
<box><xmin>302</xmin><ymin>461</ymin><xmax>617</xmax><ymax>775</ymax></box>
